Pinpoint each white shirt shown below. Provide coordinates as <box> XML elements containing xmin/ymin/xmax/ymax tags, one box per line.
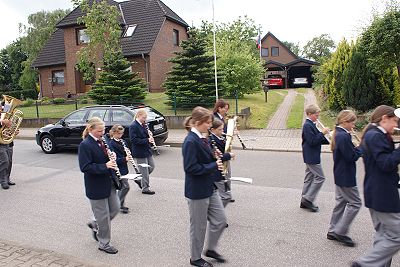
<box><xmin>336</xmin><ymin>125</ymin><xmax>350</xmax><ymax>133</ymax></box>
<box><xmin>191</xmin><ymin>127</ymin><xmax>205</xmax><ymax>139</ymax></box>
<box><xmin>377</xmin><ymin>126</ymin><xmax>387</xmax><ymax>134</ymax></box>
<box><xmin>89</xmin><ymin>133</ymin><xmax>99</xmax><ymax>141</ymax></box>
<box><xmin>216</xmin><ymin>113</ymin><xmax>224</xmax><ymax>120</ymax></box>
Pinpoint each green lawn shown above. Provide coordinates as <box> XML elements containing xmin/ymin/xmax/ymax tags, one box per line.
<box><xmin>19</xmin><ymin>91</ymin><xmax>288</xmax><ymax>129</ymax></box>
<box><xmin>238</xmin><ymin>89</ymin><xmax>287</xmax><ymax>128</ymax></box>
<box><xmin>319</xmin><ymin>110</ymin><xmax>336</xmax><ymax>130</ymax></box>
<box><xmin>286</xmin><ymin>93</ymin><xmax>305</xmax><ymax>129</ymax></box>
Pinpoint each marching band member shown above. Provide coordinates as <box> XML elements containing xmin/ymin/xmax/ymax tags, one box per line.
<box><xmin>183</xmin><ymin>106</ymin><xmax>227</xmax><ymax>267</ymax></box>
<box><xmin>108</xmin><ymin>124</ymin><xmax>132</xmax><ymax>214</ymax></box>
<box><xmin>327</xmin><ymin>110</ymin><xmax>362</xmax><ymax>247</ymax></box>
<box><xmin>129</xmin><ymin>109</ymin><xmax>155</xmax><ymax>195</ymax></box>
<box><xmin>209</xmin><ymin>119</ymin><xmax>235</xmax><ymax>206</ymax></box>
<box><xmin>300</xmin><ymin>104</ymin><xmax>330</xmax><ymax>212</ymax></box>
<box><xmin>0</xmin><ymin>104</ymin><xmax>13</xmax><ymax>190</ymax></box>
<box><xmin>78</xmin><ymin>117</ymin><xmax>120</xmax><ymax>254</ymax></box>
<box><xmin>352</xmin><ymin>105</ymin><xmax>400</xmax><ymax>267</ymax></box>
<box><xmin>213</xmin><ymin>99</ymin><xmax>229</xmax><ymax>132</ymax></box>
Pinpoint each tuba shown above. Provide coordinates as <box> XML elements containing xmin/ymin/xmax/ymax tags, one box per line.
<box><xmin>0</xmin><ymin>95</ymin><xmax>24</xmax><ymax>144</ymax></box>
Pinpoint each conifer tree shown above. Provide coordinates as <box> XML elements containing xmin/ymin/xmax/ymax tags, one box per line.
<box><xmin>88</xmin><ymin>50</ymin><xmax>146</xmax><ymax>104</ymax></box>
<box><xmin>164</xmin><ymin>28</ymin><xmax>221</xmax><ymax>108</ymax></box>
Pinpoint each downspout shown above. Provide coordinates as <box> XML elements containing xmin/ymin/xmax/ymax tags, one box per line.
<box><xmin>37</xmin><ymin>68</ymin><xmax>42</xmax><ymax>99</ymax></box>
<box><xmin>142</xmin><ymin>53</ymin><xmax>150</xmax><ymax>92</ymax></box>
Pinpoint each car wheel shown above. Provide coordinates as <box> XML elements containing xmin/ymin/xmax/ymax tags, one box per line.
<box><xmin>40</xmin><ymin>135</ymin><xmax>57</xmax><ymax>154</ymax></box>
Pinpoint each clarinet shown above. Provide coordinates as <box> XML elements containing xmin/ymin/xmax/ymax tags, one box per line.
<box><xmin>209</xmin><ymin>132</ymin><xmax>231</xmax><ymax>192</ymax></box>
<box><xmin>101</xmin><ymin>136</ymin><xmax>122</xmax><ymax>188</ymax></box>
<box><xmin>118</xmin><ymin>139</ymin><xmax>141</xmax><ymax>174</ymax></box>
<box><xmin>236</xmin><ymin>133</ymin><xmax>247</xmax><ymax>150</ymax></box>
<box><xmin>144</xmin><ymin>123</ymin><xmax>160</xmax><ymax>155</ymax></box>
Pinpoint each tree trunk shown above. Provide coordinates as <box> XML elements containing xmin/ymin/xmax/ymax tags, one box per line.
<box><xmin>397</xmin><ymin>65</ymin><xmax>400</xmax><ymax>79</ymax></box>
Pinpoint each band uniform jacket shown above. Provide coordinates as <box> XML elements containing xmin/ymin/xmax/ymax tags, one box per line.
<box><xmin>183</xmin><ymin>131</ymin><xmax>218</xmax><ymax>200</ymax></box>
<box><xmin>109</xmin><ymin>139</ymin><xmax>129</xmax><ymax>176</ymax></box>
<box><xmin>129</xmin><ymin>120</ymin><xmax>151</xmax><ymax>158</ymax></box>
<box><xmin>363</xmin><ymin>126</ymin><xmax>400</xmax><ymax>213</ymax></box>
<box><xmin>78</xmin><ymin>135</ymin><xmax>114</xmax><ymax>200</ymax></box>
<box><xmin>209</xmin><ymin>134</ymin><xmax>231</xmax><ymax>182</ymax></box>
<box><xmin>332</xmin><ymin>127</ymin><xmax>362</xmax><ymax>187</ymax></box>
<box><xmin>302</xmin><ymin>119</ymin><xmax>329</xmax><ymax>164</ymax></box>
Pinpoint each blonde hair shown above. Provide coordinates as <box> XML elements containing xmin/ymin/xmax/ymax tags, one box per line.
<box><xmin>82</xmin><ymin>117</ymin><xmax>105</xmax><ymax>139</ymax></box>
<box><xmin>109</xmin><ymin>124</ymin><xmax>124</xmax><ymax>138</ymax></box>
<box><xmin>184</xmin><ymin>106</ymin><xmax>213</xmax><ymax>131</ymax></box>
<box><xmin>305</xmin><ymin>104</ymin><xmax>321</xmax><ymax>115</ymax></box>
<box><xmin>331</xmin><ymin>110</ymin><xmax>357</xmax><ymax>151</ymax></box>
<box><xmin>134</xmin><ymin>108</ymin><xmax>147</xmax><ymax>120</ymax></box>
<box><xmin>361</xmin><ymin>105</ymin><xmax>396</xmax><ymax>141</ymax></box>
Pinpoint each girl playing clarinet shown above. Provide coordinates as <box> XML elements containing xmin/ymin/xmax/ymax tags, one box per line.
<box><xmin>108</xmin><ymin>124</ymin><xmax>132</xmax><ymax>214</ymax></box>
<box><xmin>327</xmin><ymin>110</ymin><xmax>362</xmax><ymax>247</ymax></box>
<box><xmin>352</xmin><ymin>105</ymin><xmax>400</xmax><ymax>267</ymax></box>
<box><xmin>183</xmin><ymin>106</ymin><xmax>227</xmax><ymax>267</ymax></box>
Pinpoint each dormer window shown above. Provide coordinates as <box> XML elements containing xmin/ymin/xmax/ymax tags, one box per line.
<box><xmin>123</xmin><ymin>25</ymin><xmax>137</xmax><ymax>37</ymax></box>
<box><xmin>76</xmin><ymin>28</ymin><xmax>90</xmax><ymax>45</ymax></box>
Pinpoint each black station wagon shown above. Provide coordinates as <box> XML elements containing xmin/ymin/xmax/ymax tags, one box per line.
<box><xmin>36</xmin><ymin>105</ymin><xmax>168</xmax><ymax>154</ymax></box>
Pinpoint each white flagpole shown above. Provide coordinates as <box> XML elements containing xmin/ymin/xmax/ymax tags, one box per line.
<box><xmin>212</xmin><ymin>0</ymin><xmax>218</xmax><ymax>100</ymax></box>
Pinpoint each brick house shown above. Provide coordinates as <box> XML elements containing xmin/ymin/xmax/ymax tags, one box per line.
<box><xmin>260</xmin><ymin>32</ymin><xmax>318</xmax><ymax>88</ymax></box>
<box><xmin>32</xmin><ymin>0</ymin><xmax>189</xmax><ymax>98</ymax></box>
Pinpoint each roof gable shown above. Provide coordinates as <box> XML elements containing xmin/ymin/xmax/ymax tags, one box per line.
<box><xmin>32</xmin><ymin>28</ymin><xmax>65</xmax><ymax>68</ymax></box>
<box><xmin>261</xmin><ymin>32</ymin><xmax>298</xmax><ymax>59</ymax></box>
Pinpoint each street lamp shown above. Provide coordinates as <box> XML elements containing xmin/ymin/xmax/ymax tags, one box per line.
<box><xmin>211</xmin><ymin>0</ymin><xmax>218</xmax><ymax>100</ymax></box>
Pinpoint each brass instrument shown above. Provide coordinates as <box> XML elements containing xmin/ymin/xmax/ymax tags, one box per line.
<box><xmin>0</xmin><ymin>95</ymin><xmax>23</xmax><ymax>144</ymax></box>
<box><xmin>350</xmin><ymin>130</ymin><xmax>361</xmax><ymax>147</ymax></box>
<box><xmin>315</xmin><ymin>119</ymin><xmax>332</xmax><ymax>143</ymax></box>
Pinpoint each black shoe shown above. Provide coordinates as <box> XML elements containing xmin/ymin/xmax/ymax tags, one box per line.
<box><xmin>87</xmin><ymin>222</ymin><xmax>98</xmax><ymax>242</ymax></box>
<box><xmin>225</xmin><ymin>223</ymin><xmax>229</xmax><ymax>228</ymax></box>
<box><xmin>190</xmin><ymin>258</ymin><xmax>213</xmax><ymax>267</ymax></box>
<box><xmin>300</xmin><ymin>198</ymin><xmax>319</xmax><ymax>212</ymax></box>
<box><xmin>331</xmin><ymin>233</ymin><xmax>356</xmax><ymax>247</ymax></box>
<box><xmin>7</xmin><ymin>181</ymin><xmax>15</xmax><ymax>186</ymax></box>
<box><xmin>134</xmin><ymin>179</ymin><xmax>142</xmax><ymax>189</ymax></box>
<box><xmin>98</xmin><ymin>245</ymin><xmax>118</xmax><ymax>254</ymax></box>
<box><xmin>229</xmin><ymin>199</ymin><xmax>235</xmax><ymax>203</ymax></box>
<box><xmin>120</xmin><ymin>206</ymin><xmax>129</xmax><ymax>214</ymax></box>
<box><xmin>1</xmin><ymin>183</ymin><xmax>9</xmax><ymax>190</ymax></box>
<box><xmin>204</xmin><ymin>250</ymin><xmax>226</xmax><ymax>263</ymax></box>
<box><xmin>327</xmin><ymin>232</ymin><xmax>336</xmax><ymax>240</ymax></box>
<box><xmin>350</xmin><ymin>261</ymin><xmax>361</xmax><ymax>267</ymax></box>
<box><xmin>142</xmin><ymin>190</ymin><xmax>155</xmax><ymax>195</ymax></box>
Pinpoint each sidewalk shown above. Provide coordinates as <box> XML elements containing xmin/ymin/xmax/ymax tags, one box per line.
<box><xmin>0</xmin><ymin>239</ymin><xmax>106</xmax><ymax>267</ymax></box>
<box><xmin>16</xmin><ymin>127</ymin><xmax>331</xmax><ymax>153</ymax></box>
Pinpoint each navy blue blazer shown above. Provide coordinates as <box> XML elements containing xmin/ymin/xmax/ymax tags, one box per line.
<box><xmin>302</xmin><ymin>119</ymin><xmax>329</xmax><ymax>164</ymax></box>
<box><xmin>129</xmin><ymin>120</ymin><xmax>151</xmax><ymax>158</ymax></box>
<box><xmin>363</xmin><ymin>126</ymin><xmax>400</xmax><ymax>213</ymax></box>
<box><xmin>213</xmin><ymin>113</ymin><xmax>227</xmax><ymax>133</ymax></box>
<box><xmin>109</xmin><ymin>139</ymin><xmax>129</xmax><ymax>176</ymax></box>
<box><xmin>183</xmin><ymin>131</ymin><xmax>218</xmax><ymax>199</ymax></box>
<box><xmin>78</xmin><ymin>135</ymin><xmax>113</xmax><ymax>200</ymax></box>
<box><xmin>332</xmin><ymin>127</ymin><xmax>362</xmax><ymax>187</ymax></box>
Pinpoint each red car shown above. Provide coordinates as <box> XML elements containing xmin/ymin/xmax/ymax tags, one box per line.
<box><xmin>266</xmin><ymin>74</ymin><xmax>284</xmax><ymax>88</ymax></box>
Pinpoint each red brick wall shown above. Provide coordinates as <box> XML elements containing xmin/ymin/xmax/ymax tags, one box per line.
<box><xmin>63</xmin><ymin>27</ymin><xmax>82</xmax><ymax>95</ymax></box>
<box><xmin>128</xmin><ymin>56</ymin><xmax>149</xmax><ymax>90</ymax></box>
<box><xmin>261</xmin><ymin>35</ymin><xmax>297</xmax><ymax>64</ymax></box>
<box><xmin>38</xmin><ymin>65</ymin><xmax>67</xmax><ymax>98</ymax></box>
<box><xmin>149</xmin><ymin>19</ymin><xmax>188</xmax><ymax>92</ymax></box>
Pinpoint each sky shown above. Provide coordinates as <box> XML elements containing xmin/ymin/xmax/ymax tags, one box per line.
<box><xmin>0</xmin><ymin>0</ymin><xmax>388</xmax><ymax>50</ymax></box>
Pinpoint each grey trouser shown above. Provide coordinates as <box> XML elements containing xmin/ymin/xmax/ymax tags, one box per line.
<box><xmin>328</xmin><ymin>186</ymin><xmax>362</xmax><ymax>235</ymax></box>
<box><xmin>356</xmin><ymin>209</ymin><xmax>400</xmax><ymax>267</ymax></box>
<box><xmin>118</xmin><ymin>178</ymin><xmax>130</xmax><ymax>207</ymax></box>
<box><xmin>187</xmin><ymin>191</ymin><xmax>227</xmax><ymax>261</ymax></box>
<box><xmin>301</xmin><ymin>163</ymin><xmax>325</xmax><ymax>203</ymax></box>
<box><xmin>215</xmin><ymin>162</ymin><xmax>233</xmax><ymax>207</ymax></box>
<box><xmin>135</xmin><ymin>156</ymin><xmax>155</xmax><ymax>191</ymax></box>
<box><xmin>0</xmin><ymin>144</ymin><xmax>12</xmax><ymax>185</ymax></box>
<box><xmin>89</xmin><ymin>186</ymin><xmax>120</xmax><ymax>249</ymax></box>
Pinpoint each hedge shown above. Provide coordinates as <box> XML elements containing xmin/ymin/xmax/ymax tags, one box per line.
<box><xmin>0</xmin><ymin>89</ymin><xmax>37</xmax><ymax>100</ymax></box>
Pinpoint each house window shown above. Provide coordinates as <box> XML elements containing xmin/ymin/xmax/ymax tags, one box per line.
<box><xmin>76</xmin><ymin>29</ymin><xmax>90</xmax><ymax>44</ymax></box>
<box><xmin>261</xmin><ymin>48</ymin><xmax>269</xmax><ymax>57</ymax></box>
<box><xmin>123</xmin><ymin>25</ymin><xmax>137</xmax><ymax>37</ymax></box>
<box><xmin>271</xmin><ymin>46</ymin><xmax>279</xmax><ymax>57</ymax></box>
<box><xmin>173</xmin><ymin>29</ymin><xmax>179</xmax><ymax>46</ymax></box>
<box><xmin>52</xmin><ymin>71</ymin><xmax>64</xmax><ymax>85</ymax></box>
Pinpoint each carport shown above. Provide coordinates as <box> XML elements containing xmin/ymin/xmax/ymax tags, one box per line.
<box><xmin>286</xmin><ymin>58</ymin><xmax>318</xmax><ymax>88</ymax></box>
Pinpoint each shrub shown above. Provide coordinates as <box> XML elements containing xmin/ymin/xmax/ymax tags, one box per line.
<box><xmin>52</xmin><ymin>98</ymin><xmax>66</xmax><ymax>104</ymax></box>
<box><xmin>20</xmin><ymin>98</ymin><xmax>35</xmax><ymax>107</ymax></box>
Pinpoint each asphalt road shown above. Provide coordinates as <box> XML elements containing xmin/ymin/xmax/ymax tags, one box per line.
<box><xmin>0</xmin><ymin>140</ymin><xmax>396</xmax><ymax>267</ymax></box>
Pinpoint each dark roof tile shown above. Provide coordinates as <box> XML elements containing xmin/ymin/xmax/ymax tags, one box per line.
<box><xmin>32</xmin><ymin>29</ymin><xmax>65</xmax><ymax>68</ymax></box>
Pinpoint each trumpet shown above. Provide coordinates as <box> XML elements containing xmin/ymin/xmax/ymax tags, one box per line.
<box><xmin>316</xmin><ymin>119</ymin><xmax>332</xmax><ymax>143</ymax></box>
